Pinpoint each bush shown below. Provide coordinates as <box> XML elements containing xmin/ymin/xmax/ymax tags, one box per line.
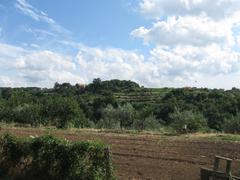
<box><xmin>223</xmin><ymin>114</ymin><xmax>240</xmax><ymax>134</ymax></box>
<box><xmin>169</xmin><ymin>109</ymin><xmax>207</xmax><ymax>133</ymax></box>
<box><xmin>0</xmin><ymin>134</ymin><xmax>115</xmax><ymax>180</ymax></box>
<box><xmin>133</xmin><ymin>115</ymin><xmax>160</xmax><ymax>131</ymax></box>
<box><xmin>97</xmin><ymin>103</ymin><xmax>136</xmax><ymax>130</ymax></box>
<box><xmin>97</xmin><ymin>105</ymin><xmax>120</xmax><ymax>129</ymax></box>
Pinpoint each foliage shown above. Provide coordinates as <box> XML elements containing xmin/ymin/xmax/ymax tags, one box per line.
<box><xmin>97</xmin><ymin>103</ymin><xmax>136</xmax><ymax>129</ymax></box>
<box><xmin>43</xmin><ymin>96</ymin><xmax>88</xmax><ymax>128</ymax></box>
<box><xmin>133</xmin><ymin>115</ymin><xmax>160</xmax><ymax>131</ymax></box>
<box><xmin>1</xmin><ymin>79</ymin><xmax>240</xmax><ymax>133</ymax></box>
<box><xmin>223</xmin><ymin>114</ymin><xmax>240</xmax><ymax>134</ymax></box>
<box><xmin>85</xmin><ymin>78</ymin><xmax>141</xmax><ymax>93</ymax></box>
<box><xmin>0</xmin><ymin>134</ymin><xmax>114</xmax><ymax>180</ymax></box>
<box><xmin>116</xmin><ymin>103</ymin><xmax>136</xmax><ymax>129</ymax></box>
<box><xmin>169</xmin><ymin>108</ymin><xmax>207</xmax><ymax>133</ymax></box>
<box><xmin>154</xmin><ymin>88</ymin><xmax>240</xmax><ymax>131</ymax></box>
<box><xmin>97</xmin><ymin>105</ymin><xmax>120</xmax><ymax>129</ymax></box>
<box><xmin>133</xmin><ymin>105</ymin><xmax>160</xmax><ymax>131</ymax></box>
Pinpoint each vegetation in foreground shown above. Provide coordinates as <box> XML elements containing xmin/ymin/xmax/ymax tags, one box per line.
<box><xmin>0</xmin><ymin>134</ymin><xmax>114</xmax><ymax>180</ymax></box>
<box><xmin>1</xmin><ymin>127</ymin><xmax>240</xmax><ymax>180</ymax></box>
<box><xmin>0</xmin><ymin>78</ymin><xmax>240</xmax><ymax>134</ymax></box>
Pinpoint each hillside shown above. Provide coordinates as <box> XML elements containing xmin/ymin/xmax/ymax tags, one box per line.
<box><xmin>0</xmin><ymin>79</ymin><xmax>240</xmax><ymax>134</ymax></box>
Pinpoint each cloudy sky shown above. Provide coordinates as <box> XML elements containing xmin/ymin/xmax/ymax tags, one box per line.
<box><xmin>0</xmin><ymin>0</ymin><xmax>240</xmax><ymax>88</ymax></box>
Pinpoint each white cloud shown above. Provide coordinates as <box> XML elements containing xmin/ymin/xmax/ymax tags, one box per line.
<box><xmin>15</xmin><ymin>51</ymin><xmax>75</xmax><ymax>71</ymax></box>
<box><xmin>134</xmin><ymin>1</ymin><xmax>240</xmax><ymax>49</ymax></box>
<box><xmin>0</xmin><ymin>76</ymin><xmax>14</xmax><ymax>87</ymax></box>
<box><xmin>149</xmin><ymin>45</ymin><xmax>240</xmax><ymax>78</ymax></box>
<box><xmin>0</xmin><ymin>43</ymin><xmax>27</xmax><ymax>67</ymax></box>
<box><xmin>30</xmin><ymin>44</ymin><xmax>40</xmax><ymax>48</ymax></box>
<box><xmin>15</xmin><ymin>0</ymin><xmax>70</xmax><ymax>34</ymax></box>
<box><xmin>24</xmin><ymin>27</ymin><xmax>57</xmax><ymax>39</ymax></box>
<box><xmin>236</xmin><ymin>36</ymin><xmax>240</xmax><ymax>46</ymax></box>
<box><xmin>2</xmin><ymin>0</ymin><xmax>240</xmax><ymax>89</ymax></box>
<box><xmin>15</xmin><ymin>0</ymin><xmax>55</xmax><ymax>24</ymax></box>
<box><xmin>75</xmin><ymin>44</ymin><xmax>240</xmax><ymax>88</ymax></box>
<box><xmin>0</xmin><ymin>43</ymin><xmax>83</xmax><ymax>87</ymax></box>
<box><xmin>0</xmin><ymin>41</ymin><xmax>240</xmax><ymax>88</ymax></box>
<box><xmin>132</xmin><ymin>16</ymin><xmax>234</xmax><ymax>47</ymax></box>
<box><xmin>14</xmin><ymin>50</ymin><xmax>83</xmax><ymax>86</ymax></box>
<box><xmin>129</xmin><ymin>0</ymin><xmax>240</xmax><ymax>88</ymax></box>
<box><xmin>76</xmin><ymin>46</ymin><xmax>146</xmax><ymax>83</ymax></box>
<box><xmin>139</xmin><ymin>0</ymin><xmax>240</xmax><ymax>20</ymax></box>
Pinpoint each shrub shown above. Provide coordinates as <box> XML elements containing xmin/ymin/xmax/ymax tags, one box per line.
<box><xmin>0</xmin><ymin>134</ymin><xmax>114</xmax><ymax>180</ymax></box>
<box><xmin>223</xmin><ymin>114</ymin><xmax>240</xmax><ymax>134</ymax></box>
<box><xmin>133</xmin><ymin>115</ymin><xmax>160</xmax><ymax>131</ymax></box>
<box><xmin>97</xmin><ymin>105</ymin><xmax>120</xmax><ymax>129</ymax></box>
<box><xmin>169</xmin><ymin>109</ymin><xmax>207</xmax><ymax>133</ymax></box>
<box><xmin>97</xmin><ymin>103</ymin><xmax>136</xmax><ymax>129</ymax></box>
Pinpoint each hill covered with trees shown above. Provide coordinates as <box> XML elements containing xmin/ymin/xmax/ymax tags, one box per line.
<box><xmin>0</xmin><ymin>78</ymin><xmax>240</xmax><ymax>134</ymax></box>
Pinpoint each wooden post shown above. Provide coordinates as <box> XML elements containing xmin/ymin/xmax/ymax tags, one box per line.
<box><xmin>201</xmin><ymin>156</ymin><xmax>240</xmax><ymax>180</ymax></box>
<box><xmin>226</xmin><ymin>160</ymin><xmax>232</xmax><ymax>176</ymax></box>
<box><xmin>201</xmin><ymin>168</ymin><xmax>211</xmax><ymax>180</ymax></box>
<box><xmin>213</xmin><ymin>156</ymin><xmax>220</xmax><ymax>171</ymax></box>
<box><xmin>213</xmin><ymin>156</ymin><xmax>222</xmax><ymax>180</ymax></box>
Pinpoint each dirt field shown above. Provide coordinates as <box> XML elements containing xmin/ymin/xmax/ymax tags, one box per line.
<box><xmin>1</xmin><ymin>127</ymin><xmax>240</xmax><ymax>180</ymax></box>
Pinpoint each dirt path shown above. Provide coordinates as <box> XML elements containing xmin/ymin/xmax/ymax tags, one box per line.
<box><xmin>1</xmin><ymin>128</ymin><xmax>240</xmax><ymax>180</ymax></box>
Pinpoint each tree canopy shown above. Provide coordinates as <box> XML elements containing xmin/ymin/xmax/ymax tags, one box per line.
<box><xmin>0</xmin><ymin>79</ymin><xmax>240</xmax><ymax>133</ymax></box>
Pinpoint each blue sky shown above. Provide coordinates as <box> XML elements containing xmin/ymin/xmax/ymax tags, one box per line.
<box><xmin>1</xmin><ymin>0</ymin><xmax>148</xmax><ymax>50</ymax></box>
<box><xmin>0</xmin><ymin>0</ymin><xmax>240</xmax><ymax>88</ymax></box>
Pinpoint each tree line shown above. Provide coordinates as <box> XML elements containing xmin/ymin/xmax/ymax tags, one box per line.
<box><xmin>0</xmin><ymin>78</ymin><xmax>240</xmax><ymax>133</ymax></box>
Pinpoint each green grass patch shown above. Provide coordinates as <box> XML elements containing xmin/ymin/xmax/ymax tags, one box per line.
<box><xmin>201</xmin><ymin>134</ymin><xmax>240</xmax><ymax>142</ymax></box>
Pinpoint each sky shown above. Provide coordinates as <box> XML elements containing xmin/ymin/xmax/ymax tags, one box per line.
<box><xmin>1</xmin><ymin>0</ymin><xmax>240</xmax><ymax>89</ymax></box>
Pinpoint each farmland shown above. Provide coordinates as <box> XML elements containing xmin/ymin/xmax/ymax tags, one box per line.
<box><xmin>1</xmin><ymin>127</ymin><xmax>240</xmax><ymax>180</ymax></box>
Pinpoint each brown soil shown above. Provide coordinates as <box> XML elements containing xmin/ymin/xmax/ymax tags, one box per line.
<box><xmin>1</xmin><ymin>127</ymin><xmax>240</xmax><ymax>180</ymax></box>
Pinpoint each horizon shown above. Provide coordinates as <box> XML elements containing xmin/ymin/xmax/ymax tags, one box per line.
<box><xmin>0</xmin><ymin>78</ymin><xmax>239</xmax><ymax>91</ymax></box>
<box><xmin>1</xmin><ymin>0</ymin><xmax>240</xmax><ymax>89</ymax></box>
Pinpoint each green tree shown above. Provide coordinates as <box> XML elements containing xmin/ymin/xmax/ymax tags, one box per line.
<box><xmin>11</xmin><ymin>104</ymin><xmax>41</xmax><ymax>126</ymax></box>
<box><xmin>0</xmin><ymin>98</ymin><xmax>5</xmax><ymax>121</ymax></box>
<box><xmin>133</xmin><ymin>106</ymin><xmax>160</xmax><ymax>131</ymax></box>
<box><xmin>133</xmin><ymin>115</ymin><xmax>160</xmax><ymax>131</ymax></box>
<box><xmin>97</xmin><ymin>104</ymin><xmax>120</xmax><ymax>129</ymax></box>
<box><xmin>117</xmin><ymin>103</ymin><xmax>135</xmax><ymax>129</ymax></box>
<box><xmin>169</xmin><ymin>108</ymin><xmax>207</xmax><ymax>133</ymax></box>
<box><xmin>223</xmin><ymin>114</ymin><xmax>240</xmax><ymax>134</ymax></box>
<box><xmin>98</xmin><ymin>103</ymin><xmax>136</xmax><ymax>129</ymax></box>
<box><xmin>44</xmin><ymin>97</ymin><xmax>88</xmax><ymax>128</ymax></box>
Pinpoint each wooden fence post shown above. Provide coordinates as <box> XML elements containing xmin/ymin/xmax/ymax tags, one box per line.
<box><xmin>213</xmin><ymin>156</ymin><xmax>220</xmax><ymax>180</ymax></box>
<box><xmin>213</xmin><ymin>156</ymin><xmax>220</xmax><ymax>171</ymax></box>
<box><xmin>226</xmin><ymin>160</ymin><xmax>232</xmax><ymax>176</ymax></box>
<box><xmin>200</xmin><ymin>156</ymin><xmax>239</xmax><ymax>180</ymax></box>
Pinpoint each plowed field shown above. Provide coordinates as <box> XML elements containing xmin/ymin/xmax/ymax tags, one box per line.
<box><xmin>1</xmin><ymin>127</ymin><xmax>240</xmax><ymax>180</ymax></box>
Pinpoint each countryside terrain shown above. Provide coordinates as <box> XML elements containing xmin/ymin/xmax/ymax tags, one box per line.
<box><xmin>1</xmin><ymin>127</ymin><xmax>240</xmax><ymax>180</ymax></box>
<box><xmin>3</xmin><ymin>0</ymin><xmax>240</xmax><ymax>179</ymax></box>
<box><xmin>1</xmin><ymin>79</ymin><xmax>240</xmax><ymax>134</ymax></box>
<box><xmin>1</xmin><ymin>79</ymin><xmax>240</xmax><ymax>179</ymax></box>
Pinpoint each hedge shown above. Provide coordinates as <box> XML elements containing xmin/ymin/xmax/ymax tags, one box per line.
<box><xmin>0</xmin><ymin>134</ymin><xmax>114</xmax><ymax>180</ymax></box>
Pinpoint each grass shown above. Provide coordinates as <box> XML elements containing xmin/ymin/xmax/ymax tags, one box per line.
<box><xmin>179</xmin><ymin>132</ymin><xmax>240</xmax><ymax>143</ymax></box>
<box><xmin>1</xmin><ymin>123</ymin><xmax>240</xmax><ymax>142</ymax></box>
<box><xmin>204</xmin><ymin>134</ymin><xmax>240</xmax><ymax>142</ymax></box>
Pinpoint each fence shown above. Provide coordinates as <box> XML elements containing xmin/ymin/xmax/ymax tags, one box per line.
<box><xmin>201</xmin><ymin>156</ymin><xmax>240</xmax><ymax>180</ymax></box>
